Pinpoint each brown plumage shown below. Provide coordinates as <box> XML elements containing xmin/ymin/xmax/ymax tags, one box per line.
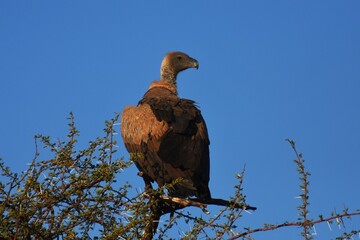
<box><xmin>121</xmin><ymin>52</ymin><xmax>211</xmax><ymax>199</ymax></box>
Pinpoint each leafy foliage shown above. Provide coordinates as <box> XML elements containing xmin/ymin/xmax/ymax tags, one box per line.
<box><xmin>0</xmin><ymin>113</ymin><xmax>133</xmax><ymax>239</ymax></box>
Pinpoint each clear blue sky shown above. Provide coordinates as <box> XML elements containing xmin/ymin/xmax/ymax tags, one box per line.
<box><xmin>1</xmin><ymin>1</ymin><xmax>359</xmax><ymax>239</ymax></box>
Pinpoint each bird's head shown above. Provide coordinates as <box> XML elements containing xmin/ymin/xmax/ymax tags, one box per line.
<box><xmin>160</xmin><ymin>51</ymin><xmax>199</xmax><ymax>85</ymax></box>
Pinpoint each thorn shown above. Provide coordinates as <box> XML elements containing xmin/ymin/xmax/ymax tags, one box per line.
<box><xmin>244</xmin><ymin>209</ymin><xmax>252</xmax><ymax>215</ymax></box>
<box><xmin>336</xmin><ymin>218</ymin><xmax>341</xmax><ymax>229</ymax></box>
<box><xmin>311</xmin><ymin>225</ymin><xmax>317</xmax><ymax>236</ymax></box>
<box><xmin>327</xmin><ymin>221</ymin><xmax>332</xmax><ymax>231</ymax></box>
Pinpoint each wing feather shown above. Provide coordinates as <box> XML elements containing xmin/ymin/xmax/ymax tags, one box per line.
<box><xmin>121</xmin><ymin>86</ymin><xmax>211</xmax><ymax>198</ymax></box>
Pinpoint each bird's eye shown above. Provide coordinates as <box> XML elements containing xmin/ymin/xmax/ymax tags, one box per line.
<box><xmin>177</xmin><ymin>56</ymin><xmax>182</xmax><ymax>60</ymax></box>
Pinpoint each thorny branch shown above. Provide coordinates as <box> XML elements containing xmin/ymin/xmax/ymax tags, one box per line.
<box><xmin>230</xmin><ymin>210</ymin><xmax>360</xmax><ymax>239</ymax></box>
<box><xmin>287</xmin><ymin>139</ymin><xmax>312</xmax><ymax>239</ymax></box>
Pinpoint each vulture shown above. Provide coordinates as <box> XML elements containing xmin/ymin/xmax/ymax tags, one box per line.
<box><xmin>121</xmin><ymin>52</ymin><xmax>211</xmax><ymax>199</ymax></box>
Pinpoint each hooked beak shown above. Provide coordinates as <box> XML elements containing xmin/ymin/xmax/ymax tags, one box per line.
<box><xmin>190</xmin><ymin>58</ymin><xmax>199</xmax><ymax>69</ymax></box>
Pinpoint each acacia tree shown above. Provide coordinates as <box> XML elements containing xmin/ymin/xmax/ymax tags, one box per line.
<box><xmin>0</xmin><ymin>113</ymin><xmax>359</xmax><ymax>239</ymax></box>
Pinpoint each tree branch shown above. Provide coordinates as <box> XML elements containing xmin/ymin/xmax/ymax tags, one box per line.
<box><xmin>230</xmin><ymin>210</ymin><xmax>360</xmax><ymax>239</ymax></box>
<box><xmin>145</xmin><ymin>194</ymin><xmax>257</xmax><ymax>215</ymax></box>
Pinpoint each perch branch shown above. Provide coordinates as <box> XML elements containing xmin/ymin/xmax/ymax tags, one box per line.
<box><xmin>144</xmin><ymin>194</ymin><xmax>257</xmax><ymax>215</ymax></box>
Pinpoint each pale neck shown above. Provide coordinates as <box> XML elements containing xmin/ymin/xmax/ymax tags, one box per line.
<box><xmin>160</xmin><ymin>66</ymin><xmax>177</xmax><ymax>86</ymax></box>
